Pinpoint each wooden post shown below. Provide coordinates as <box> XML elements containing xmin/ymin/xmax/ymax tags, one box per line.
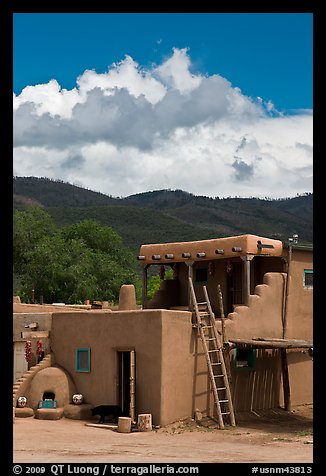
<box><xmin>142</xmin><ymin>265</ymin><xmax>149</xmax><ymax>309</ymax></box>
<box><xmin>283</xmin><ymin>244</ymin><xmax>292</xmax><ymax>339</ymax></box>
<box><xmin>137</xmin><ymin>413</ymin><xmax>152</xmax><ymax>431</ymax></box>
<box><xmin>129</xmin><ymin>350</ymin><xmax>136</xmax><ymax>423</ymax></box>
<box><xmin>281</xmin><ymin>349</ymin><xmax>291</xmax><ymax>411</ymax></box>
<box><xmin>118</xmin><ymin>417</ymin><xmax>132</xmax><ymax>433</ymax></box>
<box><xmin>241</xmin><ymin>255</ymin><xmax>253</xmax><ymax>306</ymax></box>
<box><xmin>281</xmin><ymin>242</ymin><xmax>292</xmax><ymax>411</ymax></box>
<box><xmin>217</xmin><ymin>284</ymin><xmax>226</xmax><ymax>344</ymax></box>
<box><xmin>217</xmin><ymin>284</ymin><xmax>234</xmax><ymax>409</ymax></box>
<box><xmin>185</xmin><ymin>261</ymin><xmax>194</xmax><ymax>310</ymax></box>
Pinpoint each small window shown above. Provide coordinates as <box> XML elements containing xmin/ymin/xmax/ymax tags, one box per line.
<box><xmin>195</xmin><ymin>267</ymin><xmax>208</xmax><ymax>284</ymax></box>
<box><xmin>76</xmin><ymin>348</ymin><xmax>90</xmax><ymax>372</ymax></box>
<box><xmin>234</xmin><ymin>348</ymin><xmax>256</xmax><ymax>370</ymax></box>
<box><xmin>304</xmin><ymin>270</ymin><xmax>313</xmax><ymax>288</ymax></box>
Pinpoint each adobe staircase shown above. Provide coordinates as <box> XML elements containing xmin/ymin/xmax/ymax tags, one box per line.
<box><xmin>189</xmin><ymin>278</ymin><xmax>236</xmax><ymax>429</ymax></box>
<box><xmin>13</xmin><ymin>353</ymin><xmax>53</xmax><ymax>410</ymax></box>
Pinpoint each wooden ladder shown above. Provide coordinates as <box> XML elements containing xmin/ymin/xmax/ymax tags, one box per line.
<box><xmin>189</xmin><ymin>277</ymin><xmax>236</xmax><ymax>429</ymax></box>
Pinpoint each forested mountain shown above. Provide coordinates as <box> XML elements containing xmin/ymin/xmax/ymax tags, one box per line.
<box><xmin>13</xmin><ymin>176</ymin><xmax>313</xmax><ymax>253</ymax></box>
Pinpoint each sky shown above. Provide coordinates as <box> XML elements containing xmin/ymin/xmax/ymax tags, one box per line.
<box><xmin>13</xmin><ymin>13</ymin><xmax>313</xmax><ymax>199</ymax></box>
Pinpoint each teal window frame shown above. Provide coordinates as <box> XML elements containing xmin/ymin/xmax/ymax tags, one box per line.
<box><xmin>234</xmin><ymin>347</ymin><xmax>256</xmax><ymax>371</ymax></box>
<box><xmin>195</xmin><ymin>267</ymin><xmax>208</xmax><ymax>284</ymax></box>
<box><xmin>303</xmin><ymin>269</ymin><xmax>313</xmax><ymax>288</ymax></box>
<box><xmin>76</xmin><ymin>348</ymin><xmax>91</xmax><ymax>372</ymax></box>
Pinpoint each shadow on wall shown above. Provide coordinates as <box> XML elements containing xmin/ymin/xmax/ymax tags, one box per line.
<box><xmin>191</xmin><ymin>340</ymin><xmax>283</xmax><ymax>417</ymax></box>
<box><xmin>148</xmin><ymin>280</ymin><xmax>180</xmax><ymax>309</ymax></box>
<box><xmin>191</xmin><ymin>326</ymin><xmax>221</xmax><ymax>421</ymax></box>
<box><xmin>232</xmin><ymin>349</ymin><xmax>282</xmax><ymax>412</ymax></box>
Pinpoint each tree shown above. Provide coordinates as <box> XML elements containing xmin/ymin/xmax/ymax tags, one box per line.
<box><xmin>60</xmin><ymin>219</ymin><xmax>123</xmax><ymax>254</ymax></box>
<box><xmin>60</xmin><ymin>219</ymin><xmax>139</xmax><ymax>300</ymax></box>
<box><xmin>13</xmin><ymin>206</ymin><xmax>57</xmax><ymax>276</ymax></box>
<box><xmin>21</xmin><ymin>235</ymin><xmax>99</xmax><ymax>303</ymax></box>
<box><xmin>14</xmin><ymin>210</ymin><xmax>141</xmax><ymax>304</ymax></box>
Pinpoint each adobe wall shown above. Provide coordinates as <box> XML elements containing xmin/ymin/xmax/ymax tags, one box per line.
<box><xmin>13</xmin><ymin>313</ymin><xmax>53</xmax><ymax>343</ymax></box>
<box><xmin>50</xmin><ymin>309</ymin><xmax>185</xmax><ymax>426</ymax></box>
<box><xmin>280</xmin><ymin>349</ymin><xmax>313</xmax><ymax>406</ymax></box>
<box><xmin>222</xmin><ymin>272</ymin><xmax>285</xmax><ymax>340</ymax></box>
<box><xmin>220</xmin><ymin>263</ymin><xmax>312</xmax><ymax>342</ymax></box>
<box><xmin>50</xmin><ymin>309</ymin><xmax>221</xmax><ymax>426</ymax></box>
<box><xmin>160</xmin><ymin>311</ymin><xmax>197</xmax><ymax>425</ymax></box>
<box><xmin>215</xmin><ymin>269</ymin><xmax>313</xmax><ymax>409</ymax></box>
<box><xmin>284</xmin><ymin>249</ymin><xmax>313</xmax><ymax>340</ymax></box>
<box><xmin>13</xmin><ymin>313</ymin><xmax>53</xmax><ymax>367</ymax></box>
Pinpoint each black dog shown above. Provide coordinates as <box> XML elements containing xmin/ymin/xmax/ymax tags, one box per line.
<box><xmin>91</xmin><ymin>405</ymin><xmax>123</xmax><ymax>424</ymax></box>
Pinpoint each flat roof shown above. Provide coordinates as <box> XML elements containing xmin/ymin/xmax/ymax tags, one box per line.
<box><xmin>138</xmin><ymin>234</ymin><xmax>283</xmax><ymax>265</ymax></box>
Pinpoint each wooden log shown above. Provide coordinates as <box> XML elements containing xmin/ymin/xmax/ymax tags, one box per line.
<box><xmin>118</xmin><ymin>416</ymin><xmax>132</xmax><ymax>433</ymax></box>
<box><xmin>85</xmin><ymin>423</ymin><xmax>117</xmax><ymax>429</ymax></box>
<box><xmin>229</xmin><ymin>338</ymin><xmax>312</xmax><ymax>349</ymax></box>
<box><xmin>137</xmin><ymin>413</ymin><xmax>152</xmax><ymax>431</ymax></box>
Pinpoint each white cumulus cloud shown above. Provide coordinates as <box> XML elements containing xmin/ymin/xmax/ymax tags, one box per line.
<box><xmin>13</xmin><ymin>47</ymin><xmax>313</xmax><ymax>199</ymax></box>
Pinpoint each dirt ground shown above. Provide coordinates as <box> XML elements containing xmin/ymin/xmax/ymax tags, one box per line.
<box><xmin>13</xmin><ymin>404</ymin><xmax>313</xmax><ymax>464</ymax></box>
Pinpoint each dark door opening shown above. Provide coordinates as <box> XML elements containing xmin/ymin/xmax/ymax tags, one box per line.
<box><xmin>43</xmin><ymin>392</ymin><xmax>55</xmax><ymax>400</ymax></box>
<box><xmin>117</xmin><ymin>350</ymin><xmax>135</xmax><ymax>421</ymax></box>
<box><xmin>226</xmin><ymin>260</ymin><xmax>243</xmax><ymax>314</ymax></box>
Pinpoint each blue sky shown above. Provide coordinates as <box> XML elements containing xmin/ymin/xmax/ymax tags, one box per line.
<box><xmin>14</xmin><ymin>13</ymin><xmax>312</xmax><ymax>111</ymax></box>
<box><xmin>13</xmin><ymin>13</ymin><xmax>313</xmax><ymax>198</ymax></box>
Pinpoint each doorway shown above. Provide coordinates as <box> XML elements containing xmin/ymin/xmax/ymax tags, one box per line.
<box><xmin>117</xmin><ymin>350</ymin><xmax>135</xmax><ymax>422</ymax></box>
<box><xmin>226</xmin><ymin>260</ymin><xmax>243</xmax><ymax>314</ymax></box>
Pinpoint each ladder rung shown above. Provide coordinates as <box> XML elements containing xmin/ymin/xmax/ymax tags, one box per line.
<box><xmin>189</xmin><ymin>278</ymin><xmax>236</xmax><ymax>427</ymax></box>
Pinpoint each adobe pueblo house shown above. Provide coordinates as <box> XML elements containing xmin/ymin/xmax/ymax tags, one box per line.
<box><xmin>13</xmin><ymin>234</ymin><xmax>312</xmax><ymax>428</ymax></box>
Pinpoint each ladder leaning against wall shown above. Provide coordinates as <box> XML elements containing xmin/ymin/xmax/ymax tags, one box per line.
<box><xmin>188</xmin><ymin>277</ymin><xmax>236</xmax><ymax>429</ymax></box>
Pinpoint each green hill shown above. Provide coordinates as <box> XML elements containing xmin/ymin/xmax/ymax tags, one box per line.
<box><xmin>13</xmin><ymin>176</ymin><xmax>313</xmax><ymax>253</ymax></box>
